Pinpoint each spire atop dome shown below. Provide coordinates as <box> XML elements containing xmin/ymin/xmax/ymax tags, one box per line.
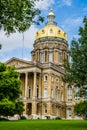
<box><xmin>50</xmin><ymin>6</ymin><xmax>53</xmax><ymax>12</ymax></box>
<box><xmin>47</xmin><ymin>7</ymin><xmax>55</xmax><ymax>24</ymax></box>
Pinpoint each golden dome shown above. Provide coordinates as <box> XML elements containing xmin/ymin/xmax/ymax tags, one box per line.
<box><xmin>35</xmin><ymin>8</ymin><xmax>67</xmax><ymax>41</ymax></box>
<box><xmin>35</xmin><ymin>24</ymin><xmax>67</xmax><ymax>41</ymax></box>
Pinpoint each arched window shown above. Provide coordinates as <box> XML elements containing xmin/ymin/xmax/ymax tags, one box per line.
<box><xmin>75</xmin><ymin>86</ymin><xmax>80</xmax><ymax>100</ymax></box>
<box><xmin>68</xmin><ymin>86</ymin><xmax>72</xmax><ymax>101</ymax></box>
<box><xmin>67</xmin><ymin>108</ymin><xmax>72</xmax><ymax>118</ymax></box>
<box><xmin>44</xmin><ymin>75</ymin><xmax>48</xmax><ymax>81</ymax></box>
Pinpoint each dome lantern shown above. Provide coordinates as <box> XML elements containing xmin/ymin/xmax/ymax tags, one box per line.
<box><xmin>47</xmin><ymin>7</ymin><xmax>55</xmax><ymax>24</ymax></box>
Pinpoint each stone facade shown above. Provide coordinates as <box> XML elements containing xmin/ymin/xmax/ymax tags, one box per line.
<box><xmin>5</xmin><ymin>8</ymin><xmax>83</xmax><ymax>119</ymax></box>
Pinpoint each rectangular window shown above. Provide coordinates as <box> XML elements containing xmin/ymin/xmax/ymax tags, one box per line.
<box><xmin>75</xmin><ymin>87</ymin><xmax>80</xmax><ymax>100</ymax></box>
<box><xmin>40</xmin><ymin>53</ymin><xmax>44</xmax><ymax>63</ymax></box>
<box><xmin>68</xmin><ymin>86</ymin><xmax>72</xmax><ymax>101</ymax></box>
<box><xmin>49</xmin><ymin>52</ymin><xmax>53</xmax><ymax>62</ymax></box>
<box><xmin>49</xmin><ymin>43</ymin><xmax>53</xmax><ymax>48</ymax></box>
<box><xmin>58</xmin><ymin>52</ymin><xmax>61</xmax><ymax>63</ymax></box>
<box><xmin>44</xmin><ymin>88</ymin><xmax>48</xmax><ymax>98</ymax></box>
<box><xmin>44</xmin><ymin>104</ymin><xmax>47</xmax><ymax>113</ymax></box>
<box><xmin>67</xmin><ymin>108</ymin><xmax>72</xmax><ymax>117</ymax></box>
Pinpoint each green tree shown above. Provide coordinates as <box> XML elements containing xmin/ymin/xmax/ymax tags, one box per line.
<box><xmin>62</xmin><ymin>17</ymin><xmax>87</xmax><ymax>96</ymax></box>
<box><xmin>15</xmin><ymin>101</ymin><xmax>24</xmax><ymax>116</ymax></box>
<box><xmin>0</xmin><ymin>0</ymin><xmax>44</xmax><ymax>35</ymax></box>
<box><xmin>63</xmin><ymin>17</ymin><xmax>87</xmax><ymax>120</ymax></box>
<box><xmin>0</xmin><ymin>62</ymin><xmax>24</xmax><ymax>117</ymax></box>
<box><xmin>0</xmin><ymin>98</ymin><xmax>15</xmax><ymax>117</ymax></box>
<box><xmin>0</xmin><ymin>62</ymin><xmax>21</xmax><ymax>101</ymax></box>
<box><xmin>74</xmin><ymin>100</ymin><xmax>87</xmax><ymax>119</ymax></box>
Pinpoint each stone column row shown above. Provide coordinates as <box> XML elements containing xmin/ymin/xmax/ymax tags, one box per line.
<box><xmin>24</xmin><ymin>72</ymin><xmax>38</xmax><ymax>99</ymax></box>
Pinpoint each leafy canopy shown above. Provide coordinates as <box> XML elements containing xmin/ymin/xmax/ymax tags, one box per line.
<box><xmin>0</xmin><ymin>62</ymin><xmax>21</xmax><ymax>101</ymax></box>
<box><xmin>0</xmin><ymin>62</ymin><xmax>24</xmax><ymax>117</ymax></box>
<box><xmin>0</xmin><ymin>0</ymin><xmax>44</xmax><ymax>34</ymax></box>
<box><xmin>74</xmin><ymin>100</ymin><xmax>87</xmax><ymax>119</ymax></box>
<box><xmin>62</xmin><ymin>17</ymin><xmax>87</xmax><ymax>92</ymax></box>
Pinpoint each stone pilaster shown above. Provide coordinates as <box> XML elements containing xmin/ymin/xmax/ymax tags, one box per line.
<box><xmin>47</xmin><ymin>102</ymin><xmax>52</xmax><ymax>115</ymax></box>
<box><xmin>39</xmin><ymin>73</ymin><xmax>42</xmax><ymax>98</ymax></box>
<box><xmin>23</xmin><ymin>102</ymin><xmax>27</xmax><ymax>115</ymax></box>
<box><xmin>33</xmin><ymin>72</ymin><xmax>37</xmax><ymax>98</ymax></box>
<box><xmin>48</xmin><ymin>74</ymin><xmax>51</xmax><ymax>98</ymax></box>
<box><xmin>32</xmin><ymin>102</ymin><xmax>37</xmax><ymax>115</ymax></box>
<box><xmin>25</xmin><ymin>72</ymin><xmax>28</xmax><ymax>98</ymax></box>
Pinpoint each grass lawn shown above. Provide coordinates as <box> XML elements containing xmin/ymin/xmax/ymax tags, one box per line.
<box><xmin>0</xmin><ymin>120</ymin><xmax>87</xmax><ymax>130</ymax></box>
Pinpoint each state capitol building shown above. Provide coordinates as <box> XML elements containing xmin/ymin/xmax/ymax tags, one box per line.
<box><xmin>6</xmin><ymin>8</ymin><xmax>82</xmax><ymax>119</ymax></box>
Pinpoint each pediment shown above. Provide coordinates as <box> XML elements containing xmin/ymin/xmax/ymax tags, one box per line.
<box><xmin>5</xmin><ymin>57</ymin><xmax>31</xmax><ymax>68</ymax></box>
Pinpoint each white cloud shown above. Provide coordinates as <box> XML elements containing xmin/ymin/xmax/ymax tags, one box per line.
<box><xmin>63</xmin><ymin>0</ymin><xmax>72</xmax><ymax>6</ymax></box>
<box><xmin>0</xmin><ymin>25</ymin><xmax>38</xmax><ymax>52</ymax></box>
<box><xmin>0</xmin><ymin>0</ymin><xmax>56</xmax><ymax>53</ymax></box>
<box><xmin>0</xmin><ymin>0</ymin><xmax>56</xmax><ymax>62</ymax></box>
<box><xmin>62</xmin><ymin>17</ymin><xmax>83</xmax><ymax>31</ymax></box>
<box><xmin>57</xmin><ymin>0</ymin><xmax>72</xmax><ymax>7</ymax></box>
<box><xmin>35</xmin><ymin>0</ymin><xmax>55</xmax><ymax>10</ymax></box>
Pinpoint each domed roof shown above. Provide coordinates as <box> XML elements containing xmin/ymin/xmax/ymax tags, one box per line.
<box><xmin>35</xmin><ymin>8</ymin><xmax>67</xmax><ymax>41</ymax></box>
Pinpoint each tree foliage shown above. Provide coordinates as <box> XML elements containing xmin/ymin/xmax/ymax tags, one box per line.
<box><xmin>0</xmin><ymin>0</ymin><xmax>44</xmax><ymax>34</ymax></box>
<box><xmin>15</xmin><ymin>101</ymin><xmax>24</xmax><ymax>116</ymax></box>
<box><xmin>0</xmin><ymin>62</ymin><xmax>21</xmax><ymax>101</ymax></box>
<box><xmin>0</xmin><ymin>98</ymin><xmax>15</xmax><ymax>117</ymax></box>
<box><xmin>62</xmin><ymin>17</ymin><xmax>87</xmax><ymax>96</ymax></box>
<box><xmin>74</xmin><ymin>100</ymin><xmax>87</xmax><ymax>119</ymax></box>
<box><xmin>0</xmin><ymin>62</ymin><xmax>24</xmax><ymax>117</ymax></box>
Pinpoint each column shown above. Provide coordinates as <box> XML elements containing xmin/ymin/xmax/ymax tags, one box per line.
<box><xmin>39</xmin><ymin>73</ymin><xmax>42</xmax><ymax>98</ymax></box>
<box><xmin>48</xmin><ymin>73</ymin><xmax>51</xmax><ymax>98</ymax></box>
<box><xmin>47</xmin><ymin>102</ymin><xmax>52</xmax><ymax>116</ymax></box>
<box><xmin>32</xmin><ymin>102</ymin><xmax>37</xmax><ymax>115</ymax></box>
<box><xmin>23</xmin><ymin>102</ymin><xmax>27</xmax><ymax>115</ymax></box>
<box><xmin>25</xmin><ymin>72</ymin><xmax>28</xmax><ymax>99</ymax></box>
<box><xmin>33</xmin><ymin>72</ymin><xmax>37</xmax><ymax>98</ymax></box>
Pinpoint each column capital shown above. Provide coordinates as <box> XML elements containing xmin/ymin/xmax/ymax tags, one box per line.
<box><xmin>24</xmin><ymin>72</ymin><xmax>28</xmax><ymax>74</ymax></box>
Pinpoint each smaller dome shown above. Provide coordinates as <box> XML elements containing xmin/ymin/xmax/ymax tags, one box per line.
<box><xmin>48</xmin><ymin>11</ymin><xmax>55</xmax><ymax>16</ymax></box>
<box><xmin>47</xmin><ymin>7</ymin><xmax>55</xmax><ymax>17</ymax></box>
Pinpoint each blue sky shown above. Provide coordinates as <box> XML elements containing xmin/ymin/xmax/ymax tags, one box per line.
<box><xmin>0</xmin><ymin>0</ymin><xmax>87</xmax><ymax>62</ymax></box>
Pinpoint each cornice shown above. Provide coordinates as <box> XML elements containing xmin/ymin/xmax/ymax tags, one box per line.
<box><xmin>34</xmin><ymin>36</ymin><xmax>68</xmax><ymax>45</ymax></box>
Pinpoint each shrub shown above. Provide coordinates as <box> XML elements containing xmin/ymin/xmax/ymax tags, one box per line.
<box><xmin>0</xmin><ymin>117</ymin><xmax>9</xmax><ymax>121</ymax></box>
<box><xmin>20</xmin><ymin>116</ymin><xmax>26</xmax><ymax>120</ymax></box>
<box><xmin>55</xmin><ymin>117</ymin><xmax>62</xmax><ymax>120</ymax></box>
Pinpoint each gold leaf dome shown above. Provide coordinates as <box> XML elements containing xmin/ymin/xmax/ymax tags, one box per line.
<box><xmin>35</xmin><ymin>7</ymin><xmax>67</xmax><ymax>41</ymax></box>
